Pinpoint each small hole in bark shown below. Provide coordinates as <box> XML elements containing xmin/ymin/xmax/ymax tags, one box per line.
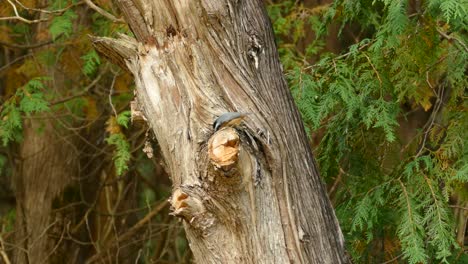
<box><xmin>166</xmin><ymin>25</ymin><xmax>177</xmax><ymax>37</ymax></box>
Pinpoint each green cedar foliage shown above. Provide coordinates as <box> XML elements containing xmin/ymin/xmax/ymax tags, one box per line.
<box><xmin>106</xmin><ymin>112</ymin><xmax>132</xmax><ymax>176</ymax></box>
<box><xmin>81</xmin><ymin>50</ymin><xmax>101</xmax><ymax>77</ymax></box>
<box><xmin>268</xmin><ymin>0</ymin><xmax>467</xmax><ymax>263</ymax></box>
<box><xmin>105</xmin><ymin>132</ymin><xmax>131</xmax><ymax>176</ymax></box>
<box><xmin>49</xmin><ymin>9</ymin><xmax>78</xmax><ymax>40</ymax></box>
<box><xmin>116</xmin><ymin>110</ymin><xmax>131</xmax><ymax>129</ymax></box>
<box><xmin>0</xmin><ymin>78</ymin><xmax>50</xmax><ymax>145</ymax></box>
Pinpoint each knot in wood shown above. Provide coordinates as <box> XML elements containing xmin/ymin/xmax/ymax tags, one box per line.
<box><xmin>208</xmin><ymin>127</ymin><xmax>240</xmax><ymax>168</ymax></box>
<box><xmin>170</xmin><ymin>189</ymin><xmax>204</xmax><ymax>221</ymax></box>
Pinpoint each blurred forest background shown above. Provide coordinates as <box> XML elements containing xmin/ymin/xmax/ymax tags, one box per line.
<box><xmin>0</xmin><ymin>0</ymin><xmax>466</xmax><ymax>263</ymax></box>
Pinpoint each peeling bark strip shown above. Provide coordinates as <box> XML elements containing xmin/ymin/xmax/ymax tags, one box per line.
<box><xmin>93</xmin><ymin>0</ymin><xmax>348</xmax><ymax>263</ymax></box>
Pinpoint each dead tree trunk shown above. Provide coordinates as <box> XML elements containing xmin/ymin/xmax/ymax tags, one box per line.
<box><xmin>92</xmin><ymin>0</ymin><xmax>348</xmax><ymax>263</ymax></box>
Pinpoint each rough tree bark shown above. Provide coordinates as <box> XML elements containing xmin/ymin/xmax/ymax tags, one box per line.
<box><xmin>12</xmin><ymin>5</ymin><xmax>81</xmax><ymax>262</ymax></box>
<box><xmin>14</xmin><ymin>120</ymin><xmax>78</xmax><ymax>264</ymax></box>
<box><xmin>92</xmin><ymin>0</ymin><xmax>348</xmax><ymax>263</ymax></box>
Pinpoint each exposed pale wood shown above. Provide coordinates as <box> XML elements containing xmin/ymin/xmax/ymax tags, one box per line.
<box><xmin>93</xmin><ymin>0</ymin><xmax>348</xmax><ymax>263</ymax></box>
<box><xmin>208</xmin><ymin>128</ymin><xmax>240</xmax><ymax>168</ymax></box>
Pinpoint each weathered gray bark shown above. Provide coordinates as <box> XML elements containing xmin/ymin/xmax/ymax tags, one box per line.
<box><xmin>93</xmin><ymin>0</ymin><xmax>348</xmax><ymax>263</ymax></box>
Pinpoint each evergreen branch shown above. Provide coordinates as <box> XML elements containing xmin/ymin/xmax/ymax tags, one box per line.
<box><xmin>305</xmin><ymin>41</ymin><xmax>372</xmax><ymax>70</ymax></box>
<box><xmin>398</xmin><ymin>180</ymin><xmax>414</xmax><ymax>228</ymax></box>
<box><xmin>273</xmin><ymin>1</ymin><xmax>465</xmax><ymax>261</ymax></box>
<box><xmin>436</xmin><ymin>28</ymin><xmax>468</xmax><ymax>53</ymax></box>
<box><xmin>423</xmin><ymin>174</ymin><xmax>456</xmax><ymax>260</ymax></box>
<box><xmin>397</xmin><ymin>179</ymin><xmax>427</xmax><ymax>263</ymax></box>
<box><xmin>363</xmin><ymin>53</ymin><xmax>382</xmax><ymax>88</ymax></box>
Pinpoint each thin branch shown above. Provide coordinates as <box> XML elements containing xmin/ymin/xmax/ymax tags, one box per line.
<box><xmin>85</xmin><ymin>200</ymin><xmax>169</xmax><ymax>263</ymax></box>
<box><xmin>0</xmin><ymin>53</ymin><xmax>32</xmax><ymax>73</ymax></box>
<box><xmin>13</xmin><ymin>0</ymin><xmax>83</xmax><ymax>14</ymax></box>
<box><xmin>363</xmin><ymin>52</ymin><xmax>382</xmax><ymax>87</ymax></box>
<box><xmin>398</xmin><ymin>179</ymin><xmax>414</xmax><ymax>228</ymax></box>
<box><xmin>415</xmin><ymin>80</ymin><xmax>445</xmax><ymax>157</ymax></box>
<box><xmin>0</xmin><ymin>249</ymin><xmax>11</xmax><ymax>264</ymax></box>
<box><xmin>328</xmin><ymin>167</ymin><xmax>343</xmax><ymax>197</ymax></box>
<box><xmin>1</xmin><ymin>0</ymin><xmax>83</xmax><ymax>23</ymax></box>
<box><xmin>29</xmin><ymin>220</ymin><xmax>59</xmax><ymax>248</ymax></box>
<box><xmin>380</xmin><ymin>253</ymin><xmax>403</xmax><ymax>264</ymax></box>
<box><xmin>0</xmin><ymin>236</ymin><xmax>12</xmax><ymax>264</ymax></box>
<box><xmin>437</xmin><ymin>28</ymin><xmax>468</xmax><ymax>52</ymax></box>
<box><xmin>334</xmin><ymin>41</ymin><xmax>372</xmax><ymax>60</ymax></box>
<box><xmin>0</xmin><ymin>0</ymin><xmax>49</xmax><ymax>24</ymax></box>
<box><xmin>423</xmin><ymin>175</ymin><xmax>444</xmax><ymax>230</ymax></box>
<box><xmin>109</xmin><ymin>73</ymin><xmax>118</xmax><ymax>117</ymax></box>
<box><xmin>449</xmin><ymin>205</ymin><xmax>468</xmax><ymax>211</ymax></box>
<box><xmin>39</xmin><ymin>221</ymin><xmax>67</xmax><ymax>264</ymax></box>
<box><xmin>50</xmin><ymin>69</ymin><xmax>105</xmax><ymax>106</ymax></box>
<box><xmin>83</xmin><ymin>0</ymin><xmax>125</xmax><ymax>23</ymax></box>
<box><xmin>0</xmin><ymin>35</ymin><xmax>61</xmax><ymax>49</ymax></box>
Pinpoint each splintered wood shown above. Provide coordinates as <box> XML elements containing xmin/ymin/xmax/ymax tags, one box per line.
<box><xmin>208</xmin><ymin>127</ymin><xmax>240</xmax><ymax>168</ymax></box>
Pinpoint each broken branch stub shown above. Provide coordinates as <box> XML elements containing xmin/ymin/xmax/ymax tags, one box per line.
<box><xmin>208</xmin><ymin>128</ymin><xmax>240</xmax><ymax>169</ymax></box>
<box><xmin>170</xmin><ymin>189</ymin><xmax>204</xmax><ymax>220</ymax></box>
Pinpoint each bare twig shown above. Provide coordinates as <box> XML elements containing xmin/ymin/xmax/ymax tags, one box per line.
<box><xmin>426</xmin><ymin>71</ymin><xmax>435</xmax><ymax>94</ymax></box>
<box><xmin>83</xmin><ymin>0</ymin><xmax>125</xmax><ymax>23</ymax></box>
<box><xmin>85</xmin><ymin>200</ymin><xmax>169</xmax><ymax>263</ymax></box>
<box><xmin>0</xmin><ymin>35</ymin><xmax>60</xmax><ymax>49</ymax></box>
<box><xmin>109</xmin><ymin>73</ymin><xmax>118</xmax><ymax>117</ymax></box>
<box><xmin>13</xmin><ymin>0</ymin><xmax>83</xmax><ymax>14</ymax></box>
<box><xmin>39</xmin><ymin>221</ymin><xmax>67</xmax><ymax>264</ymax></box>
<box><xmin>134</xmin><ymin>249</ymin><xmax>142</xmax><ymax>264</ymax></box>
<box><xmin>380</xmin><ymin>253</ymin><xmax>403</xmax><ymax>264</ymax></box>
<box><xmin>0</xmin><ymin>236</ymin><xmax>12</xmax><ymax>264</ymax></box>
<box><xmin>449</xmin><ymin>205</ymin><xmax>468</xmax><ymax>211</ymax></box>
<box><xmin>0</xmin><ymin>53</ymin><xmax>32</xmax><ymax>73</ymax></box>
<box><xmin>0</xmin><ymin>0</ymin><xmax>49</xmax><ymax>24</ymax></box>
<box><xmin>328</xmin><ymin>167</ymin><xmax>343</xmax><ymax>197</ymax></box>
<box><xmin>437</xmin><ymin>28</ymin><xmax>468</xmax><ymax>52</ymax></box>
<box><xmin>29</xmin><ymin>220</ymin><xmax>59</xmax><ymax>248</ymax></box>
<box><xmin>50</xmin><ymin>70</ymin><xmax>105</xmax><ymax>106</ymax></box>
<box><xmin>415</xmin><ymin>80</ymin><xmax>445</xmax><ymax>157</ymax></box>
<box><xmin>363</xmin><ymin>53</ymin><xmax>382</xmax><ymax>87</ymax></box>
<box><xmin>334</xmin><ymin>41</ymin><xmax>372</xmax><ymax>60</ymax></box>
<box><xmin>1</xmin><ymin>0</ymin><xmax>84</xmax><ymax>23</ymax></box>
